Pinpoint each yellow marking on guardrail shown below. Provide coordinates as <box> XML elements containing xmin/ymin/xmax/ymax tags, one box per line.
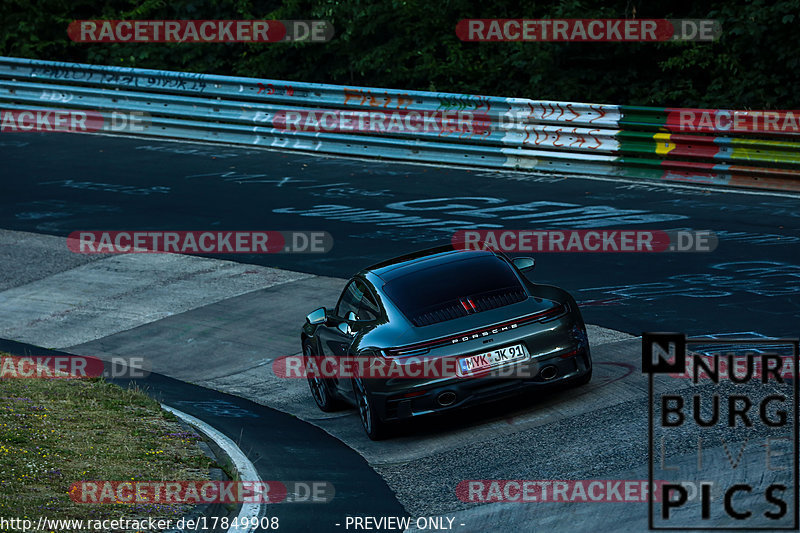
<box><xmin>653</xmin><ymin>133</ymin><xmax>676</xmax><ymax>155</ymax></box>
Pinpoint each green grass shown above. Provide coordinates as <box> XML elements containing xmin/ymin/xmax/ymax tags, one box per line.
<box><xmin>0</xmin><ymin>353</ymin><xmax>214</xmax><ymax>529</ymax></box>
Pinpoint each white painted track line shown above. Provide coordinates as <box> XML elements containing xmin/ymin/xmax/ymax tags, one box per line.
<box><xmin>161</xmin><ymin>404</ymin><xmax>263</xmax><ymax>533</ymax></box>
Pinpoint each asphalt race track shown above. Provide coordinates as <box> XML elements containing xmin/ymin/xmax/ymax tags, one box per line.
<box><xmin>2</xmin><ymin>132</ymin><xmax>799</xmax><ymax>336</ymax></box>
<box><xmin>1</xmin><ymin>132</ymin><xmax>799</xmax><ymax>532</ymax></box>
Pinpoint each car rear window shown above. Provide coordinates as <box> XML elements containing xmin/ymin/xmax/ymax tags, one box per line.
<box><xmin>381</xmin><ymin>255</ymin><xmax>528</xmax><ymax>327</ymax></box>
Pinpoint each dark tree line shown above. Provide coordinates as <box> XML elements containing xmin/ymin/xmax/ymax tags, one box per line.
<box><xmin>1</xmin><ymin>0</ymin><xmax>798</xmax><ymax>108</ymax></box>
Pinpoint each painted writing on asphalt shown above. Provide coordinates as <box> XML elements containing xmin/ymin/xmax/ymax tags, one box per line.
<box><xmin>274</xmin><ymin>197</ymin><xmax>689</xmax><ymax>231</ymax></box>
<box><xmin>580</xmin><ymin>261</ymin><xmax>800</xmax><ymax>299</ymax></box>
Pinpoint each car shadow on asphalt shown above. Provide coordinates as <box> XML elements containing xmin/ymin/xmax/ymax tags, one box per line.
<box><xmin>384</xmin><ymin>380</ymin><xmax>585</xmax><ymax>440</ymax></box>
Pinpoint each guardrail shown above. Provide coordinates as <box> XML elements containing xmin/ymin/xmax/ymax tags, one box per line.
<box><xmin>1</xmin><ymin>56</ymin><xmax>798</xmax><ymax>192</ymax></box>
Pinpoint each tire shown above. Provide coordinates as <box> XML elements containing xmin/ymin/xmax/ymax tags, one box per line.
<box><xmin>303</xmin><ymin>342</ymin><xmax>345</xmax><ymax>412</ymax></box>
<box><xmin>352</xmin><ymin>375</ymin><xmax>389</xmax><ymax>440</ymax></box>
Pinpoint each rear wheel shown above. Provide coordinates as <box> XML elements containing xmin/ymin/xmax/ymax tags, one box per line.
<box><xmin>303</xmin><ymin>342</ymin><xmax>345</xmax><ymax>412</ymax></box>
<box><xmin>352</xmin><ymin>375</ymin><xmax>388</xmax><ymax>440</ymax></box>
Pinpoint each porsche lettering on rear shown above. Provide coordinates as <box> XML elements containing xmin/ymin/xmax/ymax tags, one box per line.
<box><xmin>452</xmin><ymin>323</ymin><xmax>518</xmax><ymax>344</ymax></box>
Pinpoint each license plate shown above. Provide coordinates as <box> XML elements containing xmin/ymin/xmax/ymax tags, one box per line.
<box><xmin>457</xmin><ymin>343</ymin><xmax>529</xmax><ymax>376</ymax></box>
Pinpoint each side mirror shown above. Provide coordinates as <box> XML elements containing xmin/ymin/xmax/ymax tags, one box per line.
<box><xmin>306</xmin><ymin>307</ymin><xmax>327</xmax><ymax>326</ymax></box>
<box><xmin>513</xmin><ymin>257</ymin><xmax>536</xmax><ymax>273</ymax></box>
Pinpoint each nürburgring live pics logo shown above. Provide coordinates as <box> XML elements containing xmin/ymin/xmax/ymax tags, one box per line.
<box><xmin>643</xmin><ymin>333</ymin><xmax>798</xmax><ymax>530</ymax></box>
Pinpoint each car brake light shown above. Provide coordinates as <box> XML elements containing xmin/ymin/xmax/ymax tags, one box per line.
<box><xmin>560</xmin><ymin>348</ymin><xmax>580</xmax><ymax>358</ymax></box>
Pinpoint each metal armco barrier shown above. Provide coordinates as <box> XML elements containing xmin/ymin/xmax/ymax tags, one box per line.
<box><xmin>1</xmin><ymin>56</ymin><xmax>798</xmax><ymax>192</ymax></box>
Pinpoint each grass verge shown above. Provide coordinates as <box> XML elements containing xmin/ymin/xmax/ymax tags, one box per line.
<box><xmin>0</xmin><ymin>353</ymin><xmax>214</xmax><ymax>530</ymax></box>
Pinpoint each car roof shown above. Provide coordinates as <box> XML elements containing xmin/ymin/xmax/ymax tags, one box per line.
<box><xmin>362</xmin><ymin>245</ymin><xmax>501</xmax><ymax>283</ymax></box>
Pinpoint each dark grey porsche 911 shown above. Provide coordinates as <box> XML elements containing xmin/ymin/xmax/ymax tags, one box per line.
<box><xmin>300</xmin><ymin>245</ymin><xmax>592</xmax><ymax>439</ymax></box>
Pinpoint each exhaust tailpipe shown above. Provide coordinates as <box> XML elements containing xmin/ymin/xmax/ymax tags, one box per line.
<box><xmin>540</xmin><ymin>365</ymin><xmax>558</xmax><ymax>380</ymax></box>
<box><xmin>437</xmin><ymin>391</ymin><xmax>457</xmax><ymax>406</ymax></box>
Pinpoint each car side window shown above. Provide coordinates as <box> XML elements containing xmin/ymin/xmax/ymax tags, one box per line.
<box><xmin>335</xmin><ymin>279</ymin><xmax>380</xmax><ymax>321</ymax></box>
<box><xmin>335</xmin><ymin>281</ymin><xmax>361</xmax><ymax>319</ymax></box>
<box><xmin>357</xmin><ymin>282</ymin><xmax>380</xmax><ymax>321</ymax></box>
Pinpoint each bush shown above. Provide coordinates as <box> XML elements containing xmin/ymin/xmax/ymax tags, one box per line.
<box><xmin>1</xmin><ymin>0</ymin><xmax>797</xmax><ymax>107</ymax></box>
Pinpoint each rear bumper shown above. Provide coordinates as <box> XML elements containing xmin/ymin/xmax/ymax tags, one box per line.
<box><xmin>369</xmin><ymin>345</ymin><xmax>591</xmax><ymax>423</ymax></box>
